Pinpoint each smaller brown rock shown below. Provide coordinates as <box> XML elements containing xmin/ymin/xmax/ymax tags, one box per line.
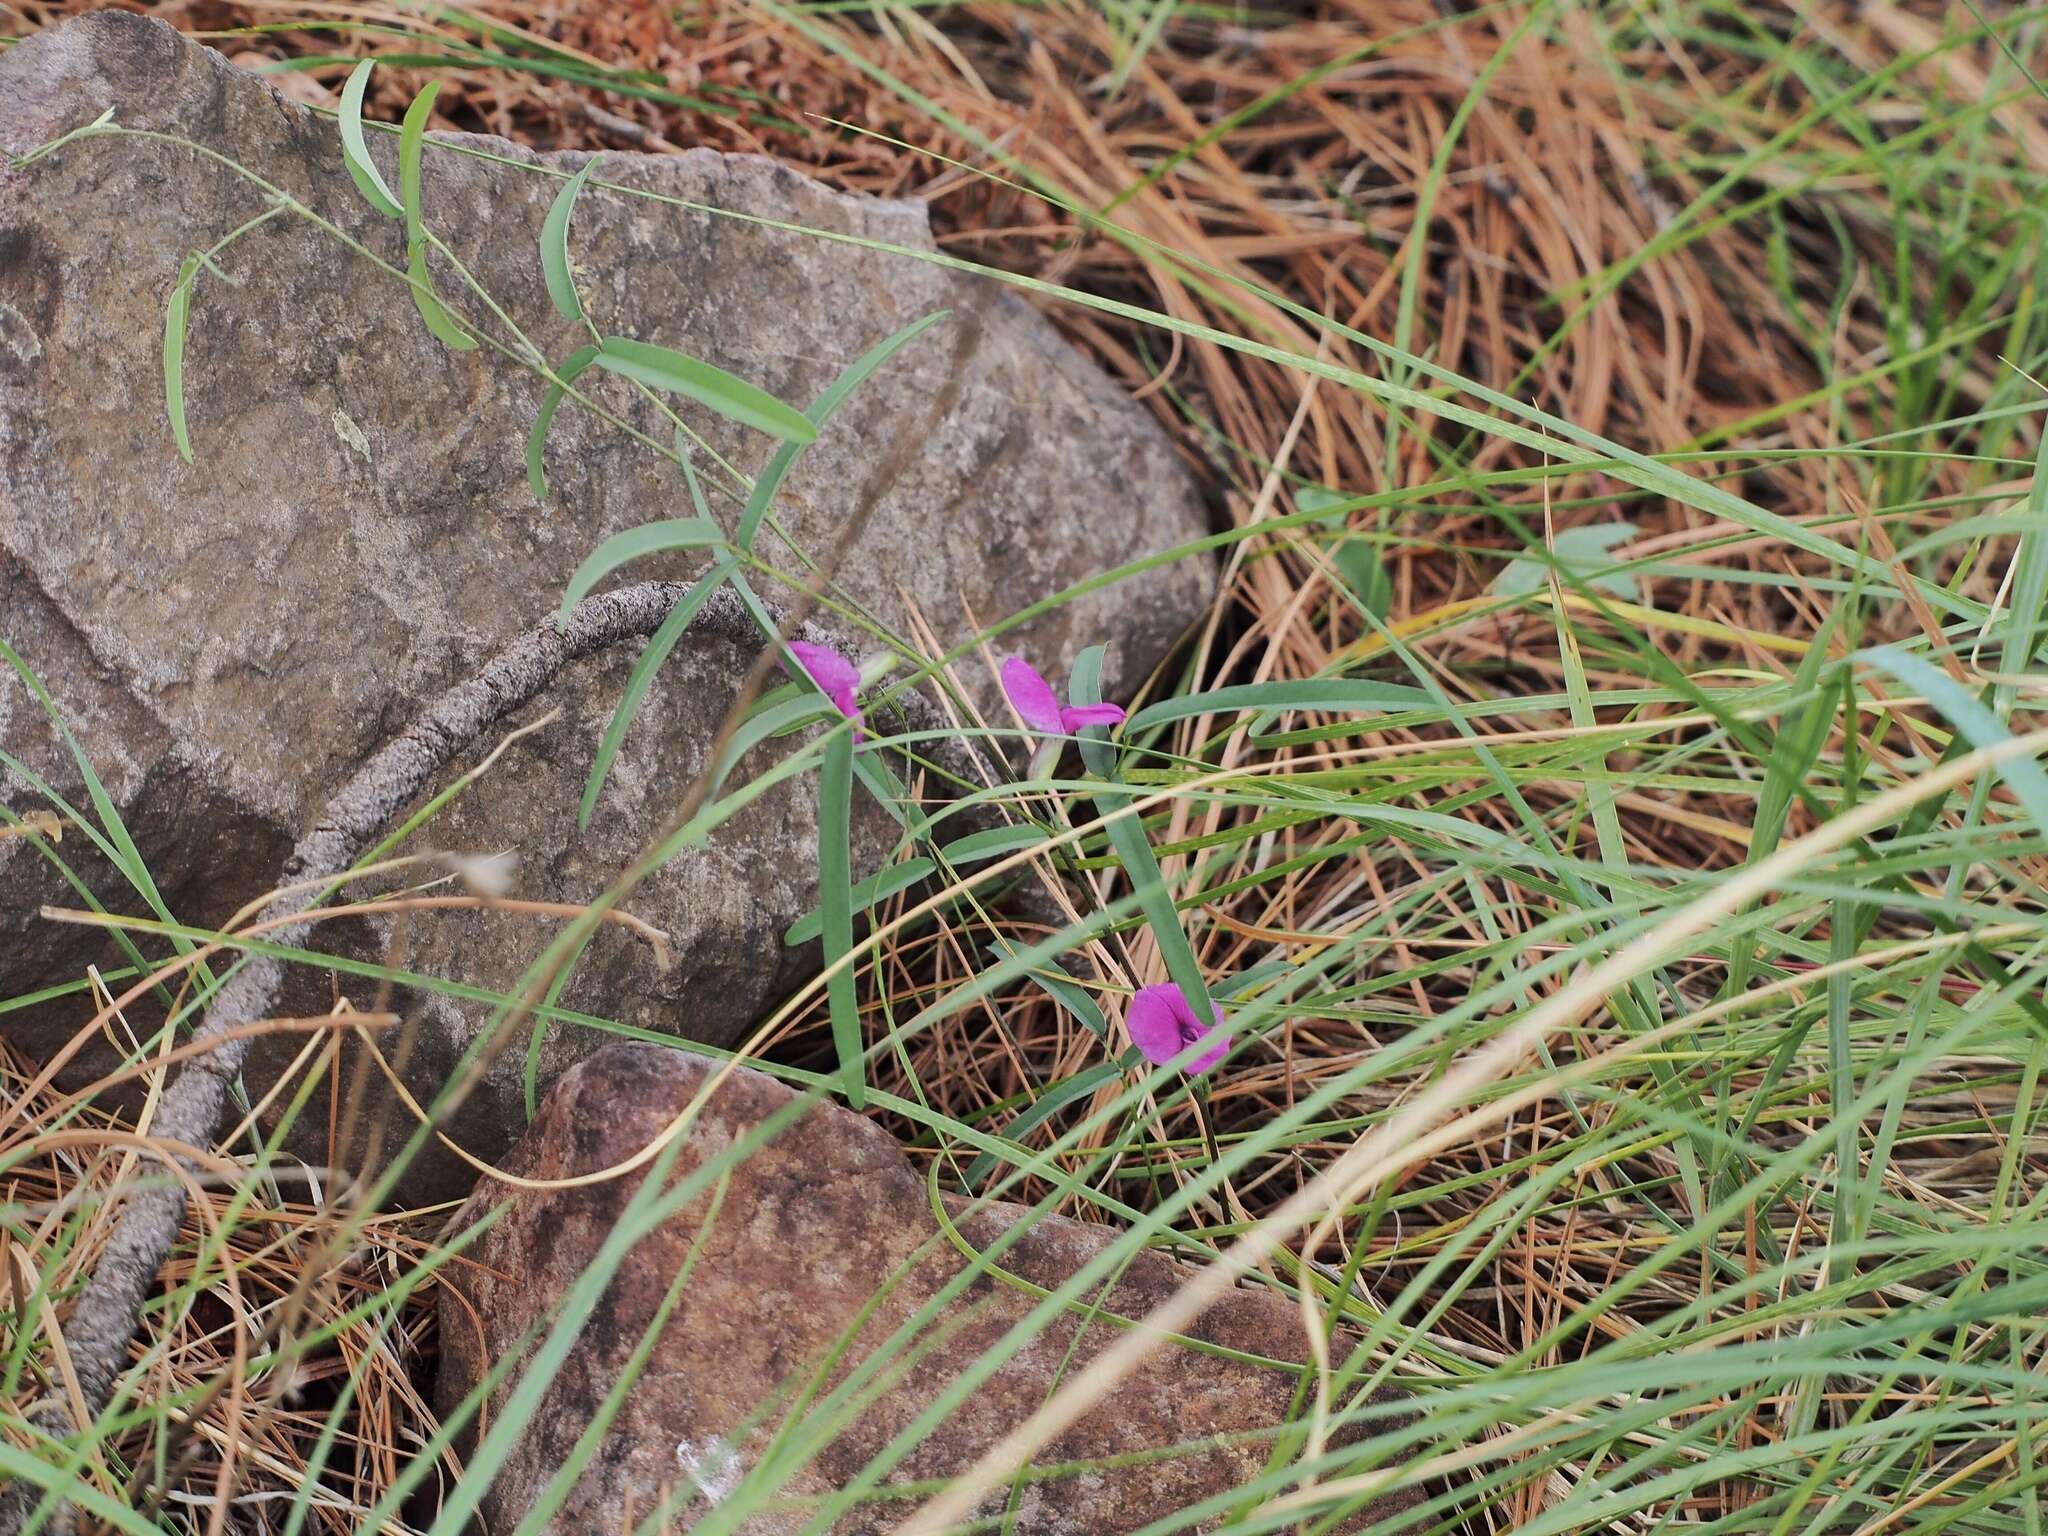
<box><xmin>437</xmin><ymin>1043</ymin><xmax>1416</xmax><ymax>1533</ymax></box>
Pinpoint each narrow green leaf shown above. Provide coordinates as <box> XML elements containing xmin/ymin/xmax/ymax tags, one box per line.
<box><xmin>1332</xmin><ymin>541</ymin><xmax>1392</xmax><ymax>617</ymax></box>
<box><xmin>339</xmin><ymin>59</ymin><xmax>403</xmax><ymax>219</ymax></box>
<box><xmin>1998</xmin><ymin>416</ymin><xmax>2048</xmax><ymax>683</ymax></box>
<box><xmin>1069</xmin><ymin>647</ymin><xmax>1217</xmax><ymax>1027</ymax></box>
<box><xmin>819</xmin><ymin>729</ymin><xmax>863</xmax><ymax>1107</ymax></box>
<box><xmin>579</xmin><ymin>560</ymin><xmax>734</xmax><ymax>831</ymax></box>
<box><xmin>1125</xmin><ymin>678</ymin><xmax>1431</xmax><ymax>734</ymax></box>
<box><xmin>0</xmin><ymin>640</ymin><xmax>211</xmax><ymax>1011</ymax></box>
<box><xmin>708</xmin><ymin>695</ymin><xmax>835</xmax><ymax>800</ymax></box>
<box><xmin>1300</xmin><ymin>486</ymin><xmax>1391</xmax><ymax>616</ymax></box>
<box><xmin>856</xmin><ymin>752</ymin><xmax>922</xmax><ymax>836</ymax></box>
<box><xmin>0</xmin><ymin>1443</ymin><xmax>181</xmax><ymax>1536</ymax></box>
<box><xmin>1218</xmin><ymin>960</ymin><xmax>1293</xmax><ymax>999</ymax></box>
<box><xmin>163</xmin><ymin>254</ymin><xmax>199</xmax><ymax>464</ymax></box>
<box><xmin>784</xmin><ymin>857</ymin><xmax>936</xmax><ymax>946</ymax></box>
<box><xmin>540</xmin><ymin>154</ymin><xmax>599</xmax><ymax>321</ymax></box>
<box><xmin>558</xmin><ymin>517</ymin><xmax>726</xmax><ymax>621</ymax></box>
<box><xmin>593</xmin><ymin>336</ymin><xmax>817</xmax><ymax>443</ymax></box>
<box><xmin>526</xmin><ymin>343</ymin><xmax>600</xmax><ymax>501</ymax></box>
<box><xmin>406</xmin><ymin>246</ymin><xmax>478</xmax><ymax>351</ymax></box>
<box><xmin>938</xmin><ymin>823</ymin><xmax>1046</xmax><ymax>867</ymax></box>
<box><xmin>1720</xmin><ymin>614</ymin><xmax>1841</xmax><ymax>1006</ymax></box>
<box><xmin>677</xmin><ymin>429</ymin><xmax>709</xmax><ymax>513</ymax></box>
<box><xmin>987</xmin><ymin>937</ymin><xmax>1107</xmax><ymax>1039</ymax></box>
<box><xmin>964</xmin><ymin>1063</ymin><xmax>1123</xmax><ymax>1193</ymax></box>
<box><xmin>398</xmin><ymin>82</ymin><xmax>476</xmax><ymax>351</ymax></box>
<box><xmin>1491</xmin><ymin>522</ymin><xmax>1639</xmax><ymax>599</ymax></box>
<box><xmin>737</xmin><ymin>309</ymin><xmax>949</xmax><ymax>550</ymax></box>
<box><xmin>1864</xmin><ymin>647</ymin><xmax>2048</xmax><ymax>831</ymax></box>
<box><xmin>398</xmin><ymin>80</ymin><xmax>440</xmax><ymax>234</ymax></box>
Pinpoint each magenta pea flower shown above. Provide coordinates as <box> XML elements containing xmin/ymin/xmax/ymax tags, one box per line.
<box><xmin>786</xmin><ymin>641</ymin><xmax>864</xmax><ymax>741</ymax></box>
<box><xmin>1001</xmin><ymin>656</ymin><xmax>1127</xmax><ymax>736</ymax></box>
<box><xmin>1127</xmin><ymin>983</ymin><xmax>1231</xmax><ymax>1076</ymax></box>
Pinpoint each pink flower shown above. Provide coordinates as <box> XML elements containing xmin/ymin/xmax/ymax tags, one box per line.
<box><xmin>1000</xmin><ymin>656</ymin><xmax>1127</xmax><ymax>737</ymax></box>
<box><xmin>787</xmin><ymin>641</ymin><xmax>863</xmax><ymax>740</ymax></box>
<box><xmin>1127</xmin><ymin>983</ymin><xmax>1230</xmax><ymax>1076</ymax></box>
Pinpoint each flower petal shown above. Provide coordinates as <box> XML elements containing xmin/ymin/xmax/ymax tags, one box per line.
<box><xmin>1126</xmin><ymin>984</ymin><xmax>1187</xmax><ymax>1067</ymax></box>
<box><xmin>1128</xmin><ymin>982</ymin><xmax>1231</xmax><ymax>1074</ymax></box>
<box><xmin>1060</xmin><ymin>701</ymin><xmax>1126</xmax><ymax>732</ymax></box>
<box><xmin>1001</xmin><ymin>655</ymin><xmax>1068</xmax><ymax>734</ymax></box>
<box><xmin>787</xmin><ymin>640</ymin><xmax>860</xmax><ymax>699</ymax></box>
<box><xmin>830</xmin><ymin>686</ymin><xmax>866</xmax><ymax>742</ymax></box>
<box><xmin>1183</xmin><ymin>1028</ymin><xmax>1232</xmax><ymax>1076</ymax></box>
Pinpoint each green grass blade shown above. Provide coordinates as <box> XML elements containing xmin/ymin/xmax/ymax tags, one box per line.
<box><xmin>406</xmin><ymin>240</ymin><xmax>478</xmax><ymax>349</ymax></box>
<box><xmin>963</xmin><ymin>1063</ymin><xmax>1124</xmax><ymax>1192</ymax></box>
<box><xmin>0</xmin><ymin>641</ymin><xmax>181</xmax><ymax>941</ymax></box>
<box><xmin>737</xmin><ymin>309</ymin><xmax>950</xmax><ymax>550</ymax></box>
<box><xmin>784</xmin><ymin>856</ymin><xmax>936</xmax><ymax>946</ymax></box>
<box><xmin>708</xmin><ymin>694</ymin><xmax>832</xmax><ymax>799</ymax></box>
<box><xmin>1125</xmin><ymin>678</ymin><xmax>1431</xmax><ymax>734</ymax></box>
<box><xmin>938</xmin><ymin>823</ymin><xmax>1044</xmax><ymax>866</ymax></box>
<box><xmin>592</xmin><ymin>336</ymin><xmax>816</xmax><ymax>443</ymax></box>
<box><xmin>1069</xmin><ymin>646</ymin><xmax>1216</xmax><ymax>1026</ymax></box>
<box><xmin>986</xmin><ymin>938</ymin><xmax>1109</xmax><ymax>1040</ymax></box>
<box><xmin>578</xmin><ymin>561</ymin><xmax>734</xmax><ymax>831</ymax></box>
<box><xmin>1866</xmin><ymin>646</ymin><xmax>2048</xmax><ymax>829</ymax></box>
<box><xmin>1999</xmin><ymin>411</ymin><xmax>2048</xmax><ymax>686</ymax></box>
<box><xmin>819</xmin><ymin>727</ymin><xmax>863</xmax><ymax>1107</ymax></box>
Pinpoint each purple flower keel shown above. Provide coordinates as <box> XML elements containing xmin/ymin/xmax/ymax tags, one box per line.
<box><xmin>1127</xmin><ymin>982</ymin><xmax>1230</xmax><ymax>1076</ymax></box>
<box><xmin>1001</xmin><ymin>654</ymin><xmax>1127</xmax><ymax>739</ymax></box>
<box><xmin>787</xmin><ymin>640</ymin><xmax>865</xmax><ymax>740</ymax></box>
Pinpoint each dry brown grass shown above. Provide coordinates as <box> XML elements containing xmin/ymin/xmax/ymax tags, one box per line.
<box><xmin>0</xmin><ymin>1027</ymin><xmax>450</xmax><ymax>1533</ymax></box>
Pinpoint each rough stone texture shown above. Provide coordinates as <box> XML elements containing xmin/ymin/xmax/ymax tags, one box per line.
<box><xmin>437</xmin><ymin>1043</ymin><xmax>1415</xmax><ymax>1533</ymax></box>
<box><xmin>0</xmin><ymin>16</ymin><xmax>1211</xmax><ymax>1198</ymax></box>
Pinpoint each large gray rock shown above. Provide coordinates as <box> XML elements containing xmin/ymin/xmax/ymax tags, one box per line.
<box><xmin>437</xmin><ymin>1043</ymin><xmax>1417</xmax><ymax>1532</ymax></box>
<box><xmin>0</xmin><ymin>14</ymin><xmax>1211</xmax><ymax>1198</ymax></box>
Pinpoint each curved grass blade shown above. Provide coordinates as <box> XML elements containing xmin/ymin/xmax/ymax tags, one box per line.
<box><xmin>339</xmin><ymin>59</ymin><xmax>402</xmax><ymax>219</ymax></box>
<box><xmin>1865</xmin><ymin>646</ymin><xmax>2048</xmax><ymax>830</ymax></box>
<box><xmin>573</xmin><ymin>444</ymin><xmax>724</xmax><ymax>831</ymax></box>
<box><xmin>557</xmin><ymin>517</ymin><xmax>725</xmax><ymax>621</ymax></box>
<box><xmin>593</xmin><ymin>336</ymin><xmax>816</xmax><ymax>443</ymax></box>
<box><xmin>398</xmin><ymin>82</ymin><xmax>476</xmax><ymax>351</ymax></box>
<box><xmin>963</xmin><ymin>1063</ymin><xmax>1123</xmax><ymax>1193</ymax></box>
<box><xmin>1068</xmin><ymin>646</ymin><xmax>1216</xmax><ymax>1026</ymax></box>
<box><xmin>986</xmin><ymin>937</ymin><xmax>1109</xmax><ymax>1040</ymax></box>
<box><xmin>578</xmin><ymin>560</ymin><xmax>733</xmax><ymax>831</ymax></box>
<box><xmin>1125</xmin><ymin>678</ymin><xmax>1430</xmax><ymax>733</ymax></box>
<box><xmin>784</xmin><ymin>856</ymin><xmax>936</xmax><ymax>946</ymax></box>
<box><xmin>540</xmin><ymin>154</ymin><xmax>600</xmax><ymax>321</ymax></box>
<box><xmin>163</xmin><ymin>254</ymin><xmax>199</xmax><ymax>464</ymax></box>
<box><xmin>526</xmin><ymin>342</ymin><xmax>600</xmax><ymax>500</ymax></box>
<box><xmin>938</xmin><ymin>823</ymin><xmax>1045</xmax><ymax>866</ymax></box>
<box><xmin>819</xmin><ymin>728</ymin><xmax>863</xmax><ymax>1107</ymax></box>
<box><xmin>737</xmin><ymin>309</ymin><xmax>950</xmax><ymax>550</ymax></box>
<box><xmin>708</xmin><ymin>694</ymin><xmax>834</xmax><ymax>799</ymax></box>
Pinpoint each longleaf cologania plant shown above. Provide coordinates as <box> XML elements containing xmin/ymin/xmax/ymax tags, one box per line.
<box><xmin>26</xmin><ymin>15</ymin><xmax>2046</xmax><ymax>1526</ymax></box>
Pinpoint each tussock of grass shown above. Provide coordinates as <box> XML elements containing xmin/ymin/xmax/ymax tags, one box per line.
<box><xmin>6</xmin><ymin>0</ymin><xmax>2048</xmax><ymax>1531</ymax></box>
